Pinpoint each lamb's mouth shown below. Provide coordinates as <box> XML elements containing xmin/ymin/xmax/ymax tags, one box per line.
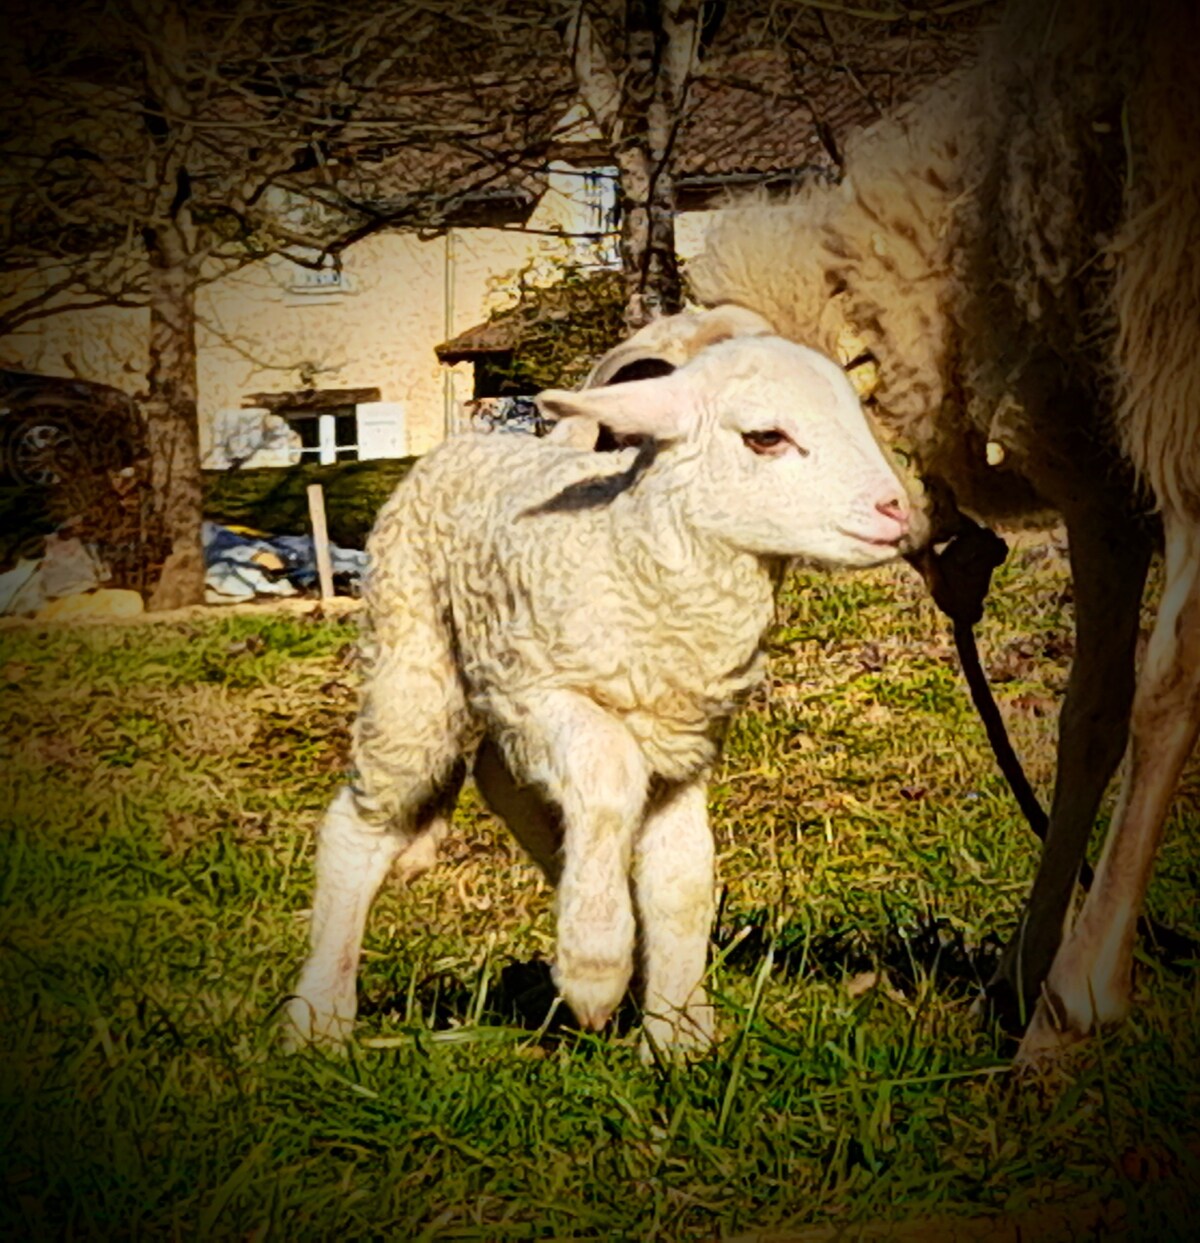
<box><xmin>836</xmin><ymin>525</ymin><xmax>905</xmax><ymax>549</ymax></box>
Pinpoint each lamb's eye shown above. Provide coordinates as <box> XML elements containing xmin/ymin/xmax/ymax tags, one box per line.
<box><xmin>742</xmin><ymin>429</ymin><xmax>807</xmax><ymax>457</ymax></box>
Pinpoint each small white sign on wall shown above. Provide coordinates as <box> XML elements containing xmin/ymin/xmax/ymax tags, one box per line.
<box><xmin>356</xmin><ymin>401</ymin><xmax>407</xmax><ymax>459</ymax></box>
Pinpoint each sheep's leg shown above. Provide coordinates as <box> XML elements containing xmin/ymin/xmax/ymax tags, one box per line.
<box><xmin>473</xmin><ymin>737</ymin><xmax>562</xmax><ymax>883</ymax></box>
<box><xmin>286</xmin><ymin>627</ymin><xmax>471</xmax><ymax>1050</ymax></box>
<box><xmin>511</xmin><ymin>690</ymin><xmax>649</xmax><ymax>1030</ymax></box>
<box><xmin>634</xmin><ymin>779</ymin><xmax>715</xmax><ymax>1058</ymax></box>
<box><xmin>987</xmin><ymin>510</ymin><xmax>1151</xmax><ymax>1030</ymax></box>
<box><xmin>1019</xmin><ymin>512</ymin><xmax>1200</xmax><ymax>1058</ymax></box>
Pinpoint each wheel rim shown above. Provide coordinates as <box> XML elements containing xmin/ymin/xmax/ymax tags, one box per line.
<box><xmin>12</xmin><ymin>422</ymin><xmax>73</xmax><ymax>485</ymax></box>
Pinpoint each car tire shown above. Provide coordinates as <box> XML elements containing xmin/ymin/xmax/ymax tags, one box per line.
<box><xmin>6</xmin><ymin>414</ymin><xmax>79</xmax><ymax>486</ymax></box>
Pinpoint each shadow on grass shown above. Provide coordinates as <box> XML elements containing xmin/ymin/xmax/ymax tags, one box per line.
<box><xmin>359</xmin><ymin>958</ymin><xmax>645</xmax><ymax>1045</ymax></box>
<box><xmin>359</xmin><ymin>907</ymin><xmax>1006</xmax><ymax>1047</ymax></box>
<box><xmin>713</xmin><ymin>903</ymin><xmax>1005</xmax><ymax>1001</ymax></box>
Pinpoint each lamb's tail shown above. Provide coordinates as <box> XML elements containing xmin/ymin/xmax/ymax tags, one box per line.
<box><xmin>1111</xmin><ymin>0</ymin><xmax>1200</xmax><ymax>518</ymax></box>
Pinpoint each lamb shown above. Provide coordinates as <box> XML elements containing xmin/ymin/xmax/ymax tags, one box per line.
<box><xmin>285</xmin><ymin>333</ymin><xmax>911</xmax><ymax>1055</ymax></box>
<box><xmin>677</xmin><ymin>0</ymin><xmax>1200</xmax><ymax>1058</ymax></box>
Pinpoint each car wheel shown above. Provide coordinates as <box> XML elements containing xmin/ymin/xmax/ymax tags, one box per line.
<box><xmin>8</xmin><ymin>416</ymin><xmax>77</xmax><ymax>486</ymax></box>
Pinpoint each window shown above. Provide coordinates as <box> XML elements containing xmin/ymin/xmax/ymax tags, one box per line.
<box><xmin>582</xmin><ymin>167</ymin><xmax>620</xmax><ymax>267</ymax></box>
<box><xmin>288</xmin><ymin>258</ymin><xmax>350</xmax><ymax>296</ymax></box>
<box><xmin>243</xmin><ymin>388</ymin><xmax>399</xmax><ymax>467</ymax></box>
<box><xmin>282</xmin><ymin>406</ymin><xmax>358</xmax><ymax>464</ymax></box>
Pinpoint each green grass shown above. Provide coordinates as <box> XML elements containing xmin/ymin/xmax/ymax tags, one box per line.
<box><xmin>2</xmin><ymin>542</ymin><xmax>1199</xmax><ymax>1240</ymax></box>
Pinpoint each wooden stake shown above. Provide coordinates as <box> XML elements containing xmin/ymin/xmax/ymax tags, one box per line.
<box><xmin>306</xmin><ymin>483</ymin><xmax>335</xmax><ymax>601</ymax></box>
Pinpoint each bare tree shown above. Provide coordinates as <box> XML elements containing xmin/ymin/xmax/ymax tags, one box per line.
<box><xmin>2</xmin><ymin>0</ymin><xmax>984</xmax><ymax>610</ymax></box>
<box><xmin>308</xmin><ymin>1</ymin><xmax>716</xmax><ymax>331</ymax></box>
<box><xmin>1</xmin><ymin>0</ymin><xmax>568</xmax><ymax>607</ymax></box>
<box><xmin>566</xmin><ymin>1</ymin><xmax>703</xmax><ymax>329</ymax></box>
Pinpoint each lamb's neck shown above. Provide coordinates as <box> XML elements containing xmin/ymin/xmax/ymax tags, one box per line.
<box><xmin>618</xmin><ymin>483</ymin><xmax>778</xmax><ymax>632</ymax></box>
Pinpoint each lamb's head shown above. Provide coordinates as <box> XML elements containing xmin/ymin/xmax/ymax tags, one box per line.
<box><xmin>543</xmin><ymin>305</ymin><xmax>777</xmax><ymax>450</ymax></box>
<box><xmin>585</xmin><ymin>304</ymin><xmax>777</xmax><ymax>388</ymax></box>
<box><xmin>537</xmin><ymin>335</ymin><xmax>911</xmax><ymax>568</ymax></box>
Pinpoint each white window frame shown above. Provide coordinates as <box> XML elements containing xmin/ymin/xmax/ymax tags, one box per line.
<box><xmin>286</xmin><ymin>408</ymin><xmax>359</xmax><ymax>465</ymax></box>
<box><xmin>582</xmin><ymin>166</ymin><xmax>620</xmax><ymax>267</ymax></box>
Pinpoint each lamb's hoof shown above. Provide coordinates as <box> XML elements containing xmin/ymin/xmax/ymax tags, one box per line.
<box><xmin>555</xmin><ymin>958</ymin><xmax>632</xmax><ymax>1032</ymax></box>
<box><xmin>281</xmin><ymin>994</ymin><xmax>355</xmax><ymax>1054</ymax></box>
<box><xmin>639</xmin><ymin>1003</ymin><xmax>716</xmax><ymax>1065</ymax></box>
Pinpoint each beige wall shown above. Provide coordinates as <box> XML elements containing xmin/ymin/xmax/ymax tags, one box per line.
<box><xmin>676</xmin><ymin>208</ymin><xmax>719</xmax><ymax>264</ymax></box>
<box><xmin>0</xmin><ymin>178</ymin><xmax>720</xmax><ymax>462</ymax></box>
<box><xmin>0</xmin><ymin>295</ymin><xmax>150</xmax><ymax>400</ymax></box>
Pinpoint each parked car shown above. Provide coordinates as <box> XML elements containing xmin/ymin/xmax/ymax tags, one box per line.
<box><xmin>0</xmin><ymin>369</ymin><xmax>141</xmax><ymax>486</ymax></box>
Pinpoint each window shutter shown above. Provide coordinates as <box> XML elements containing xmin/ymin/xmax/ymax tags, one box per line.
<box><xmin>356</xmin><ymin>402</ymin><xmax>408</xmax><ymax>459</ymax></box>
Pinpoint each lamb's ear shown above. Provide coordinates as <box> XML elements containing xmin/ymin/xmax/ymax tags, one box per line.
<box><xmin>536</xmin><ymin>372</ymin><xmax>699</xmax><ymax>442</ymax></box>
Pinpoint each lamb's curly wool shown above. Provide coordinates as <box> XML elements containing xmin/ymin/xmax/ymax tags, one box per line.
<box><xmin>361</xmin><ymin>433</ymin><xmax>775</xmax><ymax>800</ymax></box>
<box><xmin>688</xmin><ymin>0</ymin><xmax>1200</xmax><ymax>1058</ymax></box>
<box><xmin>286</xmin><ymin>334</ymin><xmax>910</xmax><ymax>1055</ymax></box>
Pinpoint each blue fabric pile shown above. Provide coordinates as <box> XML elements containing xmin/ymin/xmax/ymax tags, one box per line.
<box><xmin>203</xmin><ymin>521</ymin><xmax>369</xmax><ymax>602</ymax></box>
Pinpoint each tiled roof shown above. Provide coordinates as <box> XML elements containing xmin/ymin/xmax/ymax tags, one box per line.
<box><xmin>436</xmin><ymin>269</ymin><xmax>623</xmax><ymax>361</ymax></box>
<box><xmin>435</xmin><ymin>318</ymin><xmax>520</xmax><ymax>361</ymax></box>
<box><xmin>436</xmin><ymin>13</ymin><xmax>990</xmax><ymax>359</ymax></box>
<box><xmin>677</xmin><ymin>28</ymin><xmax>980</xmax><ymax>182</ymax></box>
<box><xmin>335</xmin><ymin>11</ymin><xmax>989</xmax><ymax>207</ymax></box>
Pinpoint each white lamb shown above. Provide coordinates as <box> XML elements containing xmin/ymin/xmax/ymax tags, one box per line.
<box><xmin>285</xmin><ymin>333</ymin><xmax>910</xmax><ymax>1055</ymax></box>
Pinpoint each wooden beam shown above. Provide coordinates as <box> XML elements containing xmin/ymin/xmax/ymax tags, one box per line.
<box><xmin>306</xmin><ymin>483</ymin><xmax>335</xmax><ymax>601</ymax></box>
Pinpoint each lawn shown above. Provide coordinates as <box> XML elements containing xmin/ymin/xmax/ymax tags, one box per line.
<box><xmin>2</xmin><ymin>539</ymin><xmax>1198</xmax><ymax>1240</ymax></box>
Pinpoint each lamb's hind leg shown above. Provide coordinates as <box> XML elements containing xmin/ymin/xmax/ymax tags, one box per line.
<box><xmin>1020</xmin><ymin>512</ymin><xmax>1200</xmax><ymax>1058</ymax></box>
<box><xmin>473</xmin><ymin>737</ymin><xmax>563</xmax><ymax>884</ymax></box>
<box><xmin>285</xmin><ymin>634</ymin><xmax>471</xmax><ymax>1050</ymax></box>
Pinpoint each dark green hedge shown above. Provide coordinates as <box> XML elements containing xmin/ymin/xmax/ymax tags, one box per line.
<box><xmin>1</xmin><ymin>458</ymin><xmax>420</xmax><ymax>572</ymax></box>
<box><xmin>202</xmin><ymin>457</ymin><xmax>419</xmax><ymax>549</ymax></box>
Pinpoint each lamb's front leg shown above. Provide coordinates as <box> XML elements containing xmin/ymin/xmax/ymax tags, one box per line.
<box><xmin>513</xmin><ymin>690</ymin><xmax>649</xmax><ymax>1031</ymax></box>
<box><xmin>634</xmin><ymin>779</ymin><xmax>715</xmax><ymax>1059</ymax></box>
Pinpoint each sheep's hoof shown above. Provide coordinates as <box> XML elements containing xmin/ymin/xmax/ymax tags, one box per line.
<box><xmin>280</xmin><ymin>994</ymin><xmax>355</xmax><ymax>1054</ymax></box>
<box><xmin>1013</xmin><ymin>990</ymin><xmax>1091</xmax><ymax>1066</ymax></box>
<box><xmin>555</xmin><ymin>958</ymin><xmax>632</xmax><ymax>1032</ymax></box>
<box><xmin>977</xmin><ymin>973</ymin><xmax>1035</xmax><ymax>1041</ymax></box>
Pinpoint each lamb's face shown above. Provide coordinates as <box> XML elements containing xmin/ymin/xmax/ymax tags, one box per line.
<box><xmin>684</xmin><ymin>338</ymin><xmax>910</xmax><ymax>567</ymax></box>
<box><xmin>538</xmin><ymin>335</ymin><xmax>911</xmax><ymax>568</ymax></box>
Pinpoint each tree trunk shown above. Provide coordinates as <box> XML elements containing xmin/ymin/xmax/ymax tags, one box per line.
<box><xmin>569</xmin><ymin>1</ymin><xmax>701</xmax><ymax>332</ymax></box>
<box><xmin>143</xmin><ymin>223</ymin><xmax>205</xmax><ymax>610</ymax></box>
<box><xmin>614</xmin><ymin>143</ymin><xmax>682</xmax><ymax>331</ymax></box>
<box><xmin>614</xmin><ymin>1</ymin><xmax>698</xmax><ymax>330</ymax></box>
<box><xmin>133</xmin><ymin>0</ymin><xmax>206</xmax><ymax>610</ymax></box>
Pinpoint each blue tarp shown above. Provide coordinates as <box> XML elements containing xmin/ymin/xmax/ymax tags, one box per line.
<box><xmin>203</xmin><ymin>521</ymin><xmax>369</xmax><ymax>602</ymax></box>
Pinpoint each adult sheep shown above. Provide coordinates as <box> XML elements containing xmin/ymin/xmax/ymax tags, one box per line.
<box><xmin>683</xmin><ymin>0</ymin><xmax>1199</xmax><ymax>1058</ymax></box>
<box><xmin>286</xmin><ymin>334</ymin><xmax>910</xmax><ymax>1056</ymax></box>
